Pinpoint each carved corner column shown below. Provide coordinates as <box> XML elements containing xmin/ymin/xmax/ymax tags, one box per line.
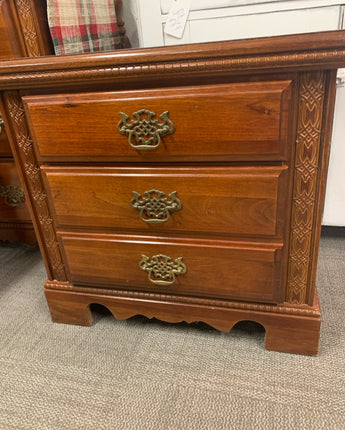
<box><xmin>114</xmin><ymin>0</ymin><xmax>131</xmax><ymax>49</ymax></box>
<box><xmin>286</xmin><ymin>71</ymin><xmax>333</xmax><ymax>306</ymax></box>
<box><xmin>2</xmin><ymin>91</ymin><xmax>66</xmax><ymax>282</ymax></box>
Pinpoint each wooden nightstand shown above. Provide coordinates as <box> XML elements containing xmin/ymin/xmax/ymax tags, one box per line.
<box><xmin>1</xmin><ymin>31</ymin><xmax>344</xmax><ymax>355</ymax></box>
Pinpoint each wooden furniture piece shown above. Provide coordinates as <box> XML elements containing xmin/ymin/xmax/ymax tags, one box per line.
<box><xmin>1</xmin><ymin>31</ymin><xmax>344</xmax><ymax>355</ymax></box>
<box><xmin>0</xmin><ymin>0</ymin><xmax>129</xmax><ymax>244</ymax></box>
<box><xmin>0</xmin><ymin>0</ymin><xmax>52</xmax><ymax>244</ymax></box>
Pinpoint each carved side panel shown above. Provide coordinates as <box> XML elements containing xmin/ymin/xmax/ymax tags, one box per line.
<box><xmin>15</xmin><ymin>0</ymin><xmax>42</xmax><ymax>56</ymax></box>
<box><xmin>286</xmin><ymin>72</ymin><xmax>325</xmax><ymax>304</ymax></box>
<box><xmin>4</xmin><ymin>91</ymin><xmax>67</xmax><ymax>281</ymax></box>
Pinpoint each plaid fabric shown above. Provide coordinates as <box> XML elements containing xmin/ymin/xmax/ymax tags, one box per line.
<box><xmin>47</xmin><ymin>0</ymin><xmax>123</xmax><ymax>55</ymax></box>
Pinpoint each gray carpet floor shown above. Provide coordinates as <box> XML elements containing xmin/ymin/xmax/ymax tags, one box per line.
<box><xmin>0</xmin><ymin>231</ymin><xmax>344</xmax><ymax>430</ymax></box>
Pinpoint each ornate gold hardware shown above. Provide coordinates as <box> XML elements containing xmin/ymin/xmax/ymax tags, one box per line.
<box><xmin>0</xmin><ymin>114</ymin><xmax>4</xmax><ymax>135</ymax></box>
<box><xmin>131</xmin><ymin>189</ymin><xmax>182</xmax><ymax>224</ymax></box>
<box><xmin>0</xmin><ymin>184</ymin><xmax>26</xmax><ymax>207</ymax></box>
<box><xmin>139</xmin><ymin>254</ymin><xmax>187</xmax><ymax>285</ymax></box>
<box><xmin>117</xmin><ymin>109</ymin><xmax>175</xmax><ymax>150</ymax></box>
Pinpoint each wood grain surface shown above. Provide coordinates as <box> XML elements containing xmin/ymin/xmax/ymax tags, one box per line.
<box><xmin>2</xmin><ymin>31</ymin><xmax>343</xmax><ymax>354</ymax></box>
<box><xmin>44</xmin><ymin>165</ymin><xmax>288</xmax><ymax>238</ymax></box>
<box><xmin>24</xmin><ymin>81</ymin><xmax>291</xmax><ymax>162</ymax></box>
<box><xmin>59</xmin><ymin>232</ymin><xmax>283</xmax><ymax>304</ymax></box>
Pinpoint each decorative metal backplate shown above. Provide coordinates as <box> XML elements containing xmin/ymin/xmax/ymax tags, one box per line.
<box><xmin>0</xmin><ymin>114</ymin><xmax>4</xmax><ymax>135</ymax></box>
<box><xmin>131</xmin><ymin>189</ymin><xmax>182</xmax><ymax>224</ymax></box>
<box><xmin>0</xmin><ymin>184</ymin><xmax>25</xmax><ymax>207</ymax></box>
<box><xmin>117</xmin><ymin>109</ymin><xmax>175</xmax><ymax>150</ymax></box>
<box><xmin>139</xmin><ymin>254</ymin><xmax>187</xmax><ymax>285</ymax></box>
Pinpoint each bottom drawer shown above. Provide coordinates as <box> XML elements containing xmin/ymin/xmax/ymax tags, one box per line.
<box><xmin>59</xmin><ymin>233</ymin><xmax>284</xmax><ymax>304</ymax></box>
<box><xmin>0</xmin><ymin>162</ymin><xmax>31</xmax><ymax>222</ymax></box>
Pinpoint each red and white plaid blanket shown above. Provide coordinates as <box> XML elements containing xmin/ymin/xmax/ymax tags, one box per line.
<box><xmin>47</xmin><ymin>0</ymin><xmax>123</xmax><ymax>55</ymax></box>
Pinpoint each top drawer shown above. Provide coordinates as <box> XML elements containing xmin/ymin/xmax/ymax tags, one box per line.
<box><xmin>24</xmin><ymin>81</ymin><xmax>292</xmax><ymax>162</ymax></box>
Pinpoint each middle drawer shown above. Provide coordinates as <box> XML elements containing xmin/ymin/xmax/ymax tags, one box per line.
<box><xmin>43</xmin><ymin>165</ymin><xmax>288</xmax><ymax>239</ymax></box>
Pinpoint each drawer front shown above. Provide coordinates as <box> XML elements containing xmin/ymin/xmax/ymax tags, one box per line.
<box><xmin>0</xmin><ymin>162</ymin><xmax>31</xmax><ymax>221</ymax></box>
<box><xmin>44</xmin><ymin>166</ymin><xmax>288</xmax><ymax>238</ymax></box>
<box><xmin>0</xmin><ymin>119</ymin><xmax>12</xmax><ymax>156</ymax></box>
<box><xmin>24</xmin><ymin>81</ymin><xmax>292</xmax><ymax>162</ymax></box>
<box><xmin>60</xmin><ymin>233</ymin><xmax>283</xmax><ymax>303</ymax></box>
<box><xmin>0</xmin><ymin>10</ymin><xmax>14</xmax><ymax>59</ymax></box>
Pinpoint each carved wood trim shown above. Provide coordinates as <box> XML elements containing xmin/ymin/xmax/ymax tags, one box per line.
<box><xmin>44</xmin><ymin>280</ymin><xmax>321</xmax><ymax>318</ymax></box>
<box><xmin>3</xmin><ymin>91</ymin><xmax>66</xmax><ymax>281</ymax></box>
<box><xmin>14</xmin><ymin>0</ymin><xmax>53</xmax><ymax>57</ymax></box>
<box><xmin>286</xmin><ymin>72</ymin><xmax>326</xmax><ymax>304</ymax></box>
<box><xmin>0</xmin><ymin>220</ymin><xmax>33</xmax><ymax>230</ymax></box>
<box><xmin>0</xmin><ymin>220</ymin><xmax>36</xmax><ymax>245</ymax></box>
<box><xmin>15</xmin><ymin>0</ymin><xmax>41</xmax><ymax>56</ymax></box>
<box><xmin>1</xmin><ymin>43</ymin><xmax>345</xmax><ymax>91</ymax></box>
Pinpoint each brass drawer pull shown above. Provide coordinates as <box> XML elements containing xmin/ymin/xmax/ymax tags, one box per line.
<box><xmin>139</xmin><ymin>254</ymin><xmax>187</xmax><ymax>285</ymax></box>
<box><xmin>0</xmin><ymin>184</ymin><xmax>25</xmax><ymax>207</ymax></box>
<box><xmin>131</xmin><ymin>189</ymin><xmax>182</xmax><ymax>224</ymax></box>
<box><xmin>118</xmin><ymin>109</ymin><xmax>175</xmax><ymax>150</ymax></box>
<box><xmin>0</xmin><ymin>114</ymin><xmax>4</xmax><ymax>135</ymax></box>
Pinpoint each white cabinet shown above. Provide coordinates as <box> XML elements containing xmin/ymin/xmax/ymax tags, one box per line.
<box><xmin>323</xmin><ymin>81</ymin><xmax>345</xmax><ymax>226</ymax></box>
<box><xmin>132</xmin><ymin>0</ymin><xmax>345</xmax><ymax>47</ymax></box>
<box><xmin>125</xmin><ymin>0</ymin><xmax>345</xmax><ymax>225</ymax></box>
